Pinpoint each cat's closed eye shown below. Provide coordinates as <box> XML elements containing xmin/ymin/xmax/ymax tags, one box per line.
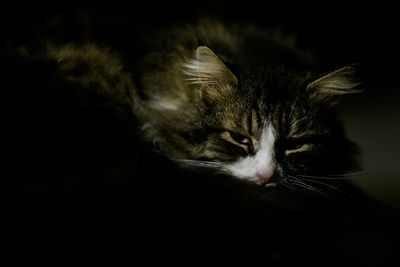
<box><xmin>285</xmin><ymin>139</ymin><xmax>305</xmax><ymax>150</ymax></box>
<box><xmin>221</xmin><ymin>131</ymin><xmax>254</xmax><ymax>155</ymax></box>
<box><xmin>284</xmin><ymin>139</ymin><xmax>312</xmax><ymax>156</ymax></box>
<box><xmin>228</xmin><ymin>131</ymin><xmax>251</xmax><ymax>145</ymax></box>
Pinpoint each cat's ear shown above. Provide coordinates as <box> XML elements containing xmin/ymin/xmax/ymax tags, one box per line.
<box><xmin>183</xmin><ymin>46</ymin><xmax>238</xmax><ymax>98</ymax></box>
<box><xmin>306</xmin><ymin>66</ymin><xmax>363</xmax><ymax>106</ymax></box>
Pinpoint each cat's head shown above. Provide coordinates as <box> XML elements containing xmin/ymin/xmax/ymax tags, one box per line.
<box><xmin>145</xmin><ymin>46</ymin><xmax>362</xmax><ymax>187</ymax></box>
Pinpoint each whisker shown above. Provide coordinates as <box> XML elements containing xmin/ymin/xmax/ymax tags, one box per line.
<box><xmin>301</xmin><ymin>178</ymin><xmax>336</xmax><ymax>187</ymax></box>
<box><xmin>281</xmin><ymin>180</ymin><xmax>296</xmax><ymax>191</ymax></box>
<box><xmin>299</xmin><ymin>178</ymin><xmax>348</xmax><ymax>195</ymax></box>
<box><xmin>327</xmin><ymin>171</ymin><xmax>365</xmax><ymax>177</ymax></box>
<box><xmin>288</xmin><ymin>179</ymin><xmax>314</xmax><ymax>190</ymax></box>
<box><xmin>174</xmin><ymin>159</ymin><xmax>222</xmax><ymax>168</ymax></box>
<box><xmin>295</xmin><ymin>174</ymin><xmax>347</xmax><ymax>180</ymax></box>
<box><xmin>295</xmin><ymin>171</ymin><xmax>364</xmax><ymax>180</ymax></box>
<box><xmin>290</xmin><ymin>181</ymin><xmax>323</xmax><ymax>194</ymax></box>
<box><xmin>291</xmin><ymin>172</ymin><xmax>356</xmax><ymax>197</ymax></box>
<box><xmin>287</xmin><ymin>175</ymin><xmax>323</xmax><ymax>194</ymax></box>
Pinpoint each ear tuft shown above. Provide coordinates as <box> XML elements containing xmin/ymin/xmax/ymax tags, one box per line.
<box><xmin>183</xmin><ymin>46</ymin><xmax>238</xmax><ymax>87</ymax></box>
<box><xmin>306</xmin><ymin>65</ymin><xmax>363</xmax><ymax>106</ymax></box>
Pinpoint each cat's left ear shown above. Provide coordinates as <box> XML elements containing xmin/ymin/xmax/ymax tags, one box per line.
<box><xmin>183</xmin><ymin>46</ymin><xmax>238</xmax><ymax>99</ymax></box>
<box><xmin>306</xmin><ymin>65</ymin><xmax>363</xmax><ymax>106</ymax></box>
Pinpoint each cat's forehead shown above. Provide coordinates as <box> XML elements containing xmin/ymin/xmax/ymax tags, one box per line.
<box><xmin>208</xmin><ymin>67</ymin><xmax>316</xmax><ymax>135</ymax></box>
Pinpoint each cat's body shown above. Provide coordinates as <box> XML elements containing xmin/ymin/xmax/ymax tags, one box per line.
<box><xmin>10</xmin><ymin>18</ymin><xmax>361</xmax><ymax>190</ymax></box>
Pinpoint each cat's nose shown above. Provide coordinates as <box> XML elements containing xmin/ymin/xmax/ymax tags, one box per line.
<box><xmin>255</xmin><ymin>169</ymin><xmax>274</xmax><ymax>184</ymax></box>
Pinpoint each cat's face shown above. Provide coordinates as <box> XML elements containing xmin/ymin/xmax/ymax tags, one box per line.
<box><xmin>146</xmin><ymin>46</ymin><xmax>361</xmax><ymax>186</ymax></box>
<box><xmin>198</xmin><ymin>88</ymin><xmax>338</xmax><ymax>186</ymax></box>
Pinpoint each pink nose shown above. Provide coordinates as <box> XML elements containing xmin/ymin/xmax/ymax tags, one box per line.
<box><xmin>256</xmin><ymin>169</ymin><xmax>274</xmax><ymax>184</ymax></box>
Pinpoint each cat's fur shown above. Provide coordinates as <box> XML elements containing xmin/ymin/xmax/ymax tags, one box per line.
<box><xmin>10</xmin><ymin>18</ymin><xmax>361</xmax><ymax>190</ymax></box>
<box><xmin>128</xmin><ymin>19</ymin><xmax>362</xmax><ymax>186</ymax></box>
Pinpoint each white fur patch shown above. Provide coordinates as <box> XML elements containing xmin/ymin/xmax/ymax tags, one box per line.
<box><xmin>224</xmin><ymin>123</ymin><xmax>276</xmax><ymax>184</ymax></box>
<box><xmin>149</xmin><ymin>100</ymin><xmax>179</xmax><ymax>110</ymax></box>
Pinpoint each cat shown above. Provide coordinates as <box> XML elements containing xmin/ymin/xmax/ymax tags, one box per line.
<box><xmin>11</xmin><ymin>18</ymin><xmax>361</xmax><ymax>193</ymax></box>
<box><xmin>129</xmin><ymin>18</ymin><xmax>363</xmax><ymax>189</ymax></box>
<box><xmin>4</xmin><ymin>11</ymin><xmax>400</xmax><ymax>267</ymax></box>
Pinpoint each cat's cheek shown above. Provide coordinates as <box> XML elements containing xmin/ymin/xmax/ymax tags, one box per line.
<box><xmin>282</xmin><ymin>155</ymin><xmax>308</xmax><ymax>174</ymax></box>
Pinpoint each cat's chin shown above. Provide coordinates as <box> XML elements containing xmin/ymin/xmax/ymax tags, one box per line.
<box><xmin>264</xmin><ymin>182</ymin><xmax>278</xmax><ymax>188</ymax></box>
<box><xmin>258</xmin><ymin>175</ymin><xmax>281</xmax><ymax>188</ymax></box>
<box><xmin>235</xmin><ymin>173</ymin><xmax>281</xmax><ymax>187</ymax></box>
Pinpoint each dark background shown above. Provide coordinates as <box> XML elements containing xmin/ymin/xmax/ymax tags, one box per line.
<box><xmin>1</xmin><ymin>1</ymin><xmax>400</xmax><ymax>265</ymax></box>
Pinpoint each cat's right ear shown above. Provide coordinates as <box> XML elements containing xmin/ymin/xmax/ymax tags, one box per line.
<box><xmin>183</xmin><ymin>46</ymin><xmax>238</xmax><ymax>99</ymax></box>
<box><xmin>306</xmin><ymin>65</ymin><xmax>363</xmax><ymax>107</ymax></box>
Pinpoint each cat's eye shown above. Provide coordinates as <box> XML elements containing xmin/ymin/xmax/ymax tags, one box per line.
<box><xmin>286</xmin><ymin>142</ymin><xmax>304</xmax><ymax>151</ymax></box>
<box><xmin>221</xmin><ymin>131</ymin><xmax>253</xmax><ymax>154</ymax></box>
<box><xmin>228</xmin><ymin>131</ymin><xmax>251</xmax><ymax>145</ymax></box>
<box><xmin>284</xmin><ymin>139</ymin><xmax>311</xmax><ymax>156</ymax></box>
<box><xmin>285</xmin><ymin>138</ymin><xmax>309</xmax><ymax>150</ymax></box>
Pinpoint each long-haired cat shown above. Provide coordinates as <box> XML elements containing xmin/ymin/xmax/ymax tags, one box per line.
<box><xmin>5</xmin><ymin>11</ymin><xmax>400</xmax><ymax>267</ymax></box>
<box><xmin>8</xmin><ymin>6</ymin><xmax>400</xmax><ymax>267</ymax></box>
<box><xmin>130</xmin><ymin>19</ymin><xmax>362</xmax><ymax>189</ymax></box>
<box><xmin>12</xmin><ymin>18</ymin><xmax>361</xmax><ymax>194</ymax></box>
